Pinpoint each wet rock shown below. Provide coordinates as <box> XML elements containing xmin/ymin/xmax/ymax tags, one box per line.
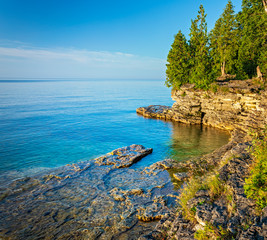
<box><xmin>109</xmin><ymin>187</ymin><xmax>144</xmax><ymax>201</ymax></box>
<box><xmin>136</xmin><ymin>105</ymin><xmax>172</xmax><ymax>120</ymax></box>
<box><xmin>137</xmin><ymin>197</ymin><xmax>169</xmax><ymax>222</ymax></box>
<box><xmin>95</xmin><ymin>144</ymin><xmax>153</xmax><ymax>168</ymax></box>
<box><xmin>173</xmin><ymin>172</ymin><xmax>188</xmax><ymax>181</ymax></box>
<box><xmin>0</xmin><ymin>145</ymin><xmax>176</xmax><ymax>240</ymax></box>
<box><xmin>158</xmin><ymin>159</ymin><xmax>174</xmax><ymax>169</ymax></box>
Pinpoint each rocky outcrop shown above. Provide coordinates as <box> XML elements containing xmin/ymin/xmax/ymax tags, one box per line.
<box><xmin>140</xmin><ymin>139</ymin><xmax>266</xmax><ymax>240</ymax></box>
<box><xmin>137</xmin><ymin>80</ymin><xmax>267</xmax><ymax>240</ymax></box>
<box><xmin>137</xmin><ymin>79</ymin><xmax>267</xmax><ymax>132</ymax></box>
<box><xmin>95</xmin><ymin>144</ymin><xmax>153</xmax><ymax>168</ymax></box>
<box><xmin>0</xmin><ymin>145</ymin><xmax>178</xmax><ymax>240</ymax></box>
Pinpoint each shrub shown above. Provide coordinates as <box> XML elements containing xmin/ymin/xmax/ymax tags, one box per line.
<box><xmin>195</xmin><ymin>224</ymin><xmax>231</xmax><ymax>240</ymax></box>
<box><xmin>244</xmin><ymin>127</ymin><xmax>267</xmax><ymax>210</ymax></box>
<box><xmin>179</xmin><ymin>173</ymin><xmax>227</xmax><ymax>221</ymax></box>
<box><xmin>179</xmin><ymin>177</ymin><xmax>203</xmax><ymax>222</ymax></box>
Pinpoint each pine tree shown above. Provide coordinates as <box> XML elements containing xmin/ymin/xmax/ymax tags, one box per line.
<box><xmin>165</xmin><ymin>30</ymin><xmax>191</xmax><ymax>89</ymax></box>
<box><xmin>210</xmin><ymin>1</ymin><xmax>238</xmax><ymax>78</ymax></box>
<box><xmin>189</xmin><ymin>5</ymin><xmax>212</xmax><ymax>89</ymax></box>
<box><xmin>238</xmin><ymin>0</ymin><xmax>267</xmax><ymax>78</ymax></box>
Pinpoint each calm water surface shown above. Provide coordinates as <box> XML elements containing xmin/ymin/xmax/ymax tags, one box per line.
<box><xmin>0</xmin><ymin>79</ymin><xmax>229</xmax><ymax>182</ymax></box>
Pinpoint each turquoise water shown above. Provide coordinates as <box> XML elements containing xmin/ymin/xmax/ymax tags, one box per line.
<box><xmin>0</xmin><ymin>79</ymin><xmax>229</xmax><ymax>181</ymax></box>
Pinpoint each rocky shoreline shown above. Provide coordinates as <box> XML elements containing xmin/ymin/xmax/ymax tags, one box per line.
<box><xmin>137</xmin><ymin>79</ymin><xmax>266</xmax><ymax>131</ymax></box>
<box><xmin>137</xmin><ymin>79</ymin><xmax>267</xmax><ymax>239</ymax></box>
<box><xmin>0</xmin><ymin>145</ymin><xmax>179</xmax><ymax>240</ymax></box>
<box><xmin>0</xmin><ymin>79</ymin><xmax>266</xmax><ymax>239</ymax></box>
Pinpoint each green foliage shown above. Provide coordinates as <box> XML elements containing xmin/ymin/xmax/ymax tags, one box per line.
<box><xmin>210</xmin><ymin>1</ymin><xmax>238</xmax><ymax>78</ymax></box>
<box><xmin>181</xmin><ymin>91</ymin><xmax>186</xmax><ymax>97</ymax></box>
<box><xmin>237</xmin><ymin>0</ymin><xmax>267</xmax><ymax>78</ymax></box>
<box><xmin>179</xmin><ymin>174</ymin><xmax>227</xmax><ymax>222</ymax></box>
<box><xmin>206</xmin><ymin>174</ymin><xmax>225</xmax><ymax>200</ymax></box>
<box><xmin>189</xmin><ymin>5</ymin><xmax>213</xmax><ymax>89</ymax></box>
<box><xmin>244</xmin><ymin>127</ymin><xmax>267</xmax><ymax>210</ymax></box>
<box><xmin>166</xmin><ymin>1</ymin><xmax>266</xmax><ymax>90</ymax></box>
<box><xmin>179</xmin><ymin>177</ymin><xmax>203</xmax><ymax>222</ymax></box>
<box><xmin>166</xmin><ymin>5</ymin><xmax>214</xmax><ymax>90</ymax></box>
<box><xmin>195</xmin><ymin>223</ymin><xmax>231</xmax><ymax>240</ymax></box>
<box><xmin>166</xmin><ymin>31</ymin><xmax>191</xmax><ymax>89</ymax></box>
<box><xmin>210</xmin><ymin>84</ymin><xmax>218</xmax><ymax>93</ymax></box>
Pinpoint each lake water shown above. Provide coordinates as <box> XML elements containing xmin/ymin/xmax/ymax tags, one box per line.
<box><xmin>0</xmin><ymin>79</ymin><xmax>229</xmax><ymax>183</ymax></box>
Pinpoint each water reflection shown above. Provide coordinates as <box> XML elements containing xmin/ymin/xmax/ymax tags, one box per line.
<box><xmin>167</xmin><ymin>122</ymin><xmax>230</xmax><ymax>162</ymax></box>
<box><xmin>165</xmin><ymin>123</ymin><xmax>230</xmax><ymax>190</ymax></box>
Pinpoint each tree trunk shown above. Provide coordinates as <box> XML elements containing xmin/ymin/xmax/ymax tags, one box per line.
<box><xmin>257</xmin><ymin>66</ymin><xmax>263</xmax><ymax>81</ymax></box>
<box><xmin>263</xmin><ymin>0</ymin><xmax>267</xmax><ymax>13</ymax></box>
<box><xmin>221</xmin><ymin>61</ymin><xmax>226</xmax><ymax>76</ymax></box>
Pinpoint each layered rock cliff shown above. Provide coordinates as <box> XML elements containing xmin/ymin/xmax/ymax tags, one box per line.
<box><xmin>137</xmin><ymin>79</ymin><xmax>267</xmax><ymax>132</ymax></box>
<box><xmin>137</xmin><ymin>79</ymin><xmax>267</xmax><ymax>240</ymax></box>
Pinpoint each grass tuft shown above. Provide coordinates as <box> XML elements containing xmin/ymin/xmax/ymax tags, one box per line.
<box><xmin>244</xmin><ymin>127</ymin><xmax>267</xmax><ymax>210</ymax></box>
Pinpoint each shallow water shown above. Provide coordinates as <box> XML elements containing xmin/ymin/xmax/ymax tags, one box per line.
<box><xmin>0</xmin><ymin>79</ymin><xmax>231</xmax><ymax>239</ymax></box>
<box><xmin>0</xmin><ymin>79</ymin><xmax>229</xmax><ymax>183</ymax></box>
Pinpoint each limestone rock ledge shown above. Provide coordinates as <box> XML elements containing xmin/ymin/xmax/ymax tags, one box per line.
<box><xmin>137</xmin><ymin>80</ymin><xmax>267</xmax><ymax>240</ymax></box>
<box><xmin>95</xmin><ymin>144</ymin><xmax>153</xmax><ymax>168</ymax></box>
<box><xmin>0</xmin><ymin>145</ymin><xmax>178</xmax><ymax>240</ymax></box>
<box><xmin>137</xmin><ymin>79</ymin><xmax>267</xmax><ymax>131</ymax></box>
<box><xmin>139</xmin><ymin>135</ymin><xmax>267</xmax><ymax>240</ymax></box>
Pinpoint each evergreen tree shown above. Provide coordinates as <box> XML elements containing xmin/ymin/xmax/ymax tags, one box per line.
<box><xmin>189</xmin><ymin>5</ymin><xmax>212</xmax><ymax>89</ymax></box>
<box><xmin>237</xmin><ymin>0</ymin><xmax>267</xmax><ymax>78</ymax></box>
<box><xmin>165</xmin><ymin>30</ymin><xmax>191</xmax><ymax>89</ymax></box>
<box><xmin>210</xmin><ymin>1</ymin><xmax>238</xmax><ymax>78</ymax></box>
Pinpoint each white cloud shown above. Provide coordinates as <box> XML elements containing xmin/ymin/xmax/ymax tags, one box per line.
<box><xmin>0</xmin><ymin>46</ymin><xmax>166</xmax><ymax>79</ymax></box>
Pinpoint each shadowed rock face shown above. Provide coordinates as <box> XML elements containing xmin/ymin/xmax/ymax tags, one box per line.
<box><xmin>137</xmin><ymin>80</ymin><xmax>267</xmax><ymax>131</ymax></box>
<box><xmin>136</xmin><ymin>80</ymin><xmax>266</xmax><ymax>240</ymax></box>
<box><xmin>0</xmin><ymin>145</ymin><xmax>178</xmax><ymax>240</ymax></box>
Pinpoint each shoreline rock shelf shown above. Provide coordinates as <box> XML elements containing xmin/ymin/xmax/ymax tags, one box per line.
<box><xmin>0</xmin><ymin>145</ymin><xmax>178</xmax><ymax>240</ymax></box>
<box><xmin>137</xmin><ymin>80</ymin><xmax>267</xmax><ymax>240</ymax></box>
<box><xmin>95</xmin><ymin>144</ymin><xmax>153</xmax><ymax>168</ymax></box>
<box><xmin>0</xmin><ymin>80</ymin><xmax>265</xmax><ymax>240</ymax></box>
<box><xmin>137</xmin><ymin>79</ymin><xmax>267</xmax><ymax>131</ymax></box>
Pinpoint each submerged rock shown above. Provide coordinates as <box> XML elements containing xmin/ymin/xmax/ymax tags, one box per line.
<box><xmin>144</xmin><ymin>141</ymin><xmax>266</xmax><ymax>239</ymax></box>
<box><xmin>173</xmin><ymin>172</ymin><xmax>188</xmax><ymax>181</ymax></box>
<box><xmin>0</xmin><ymin>145</ymin><xmax>178</xmax><ymax>240</ymax></box>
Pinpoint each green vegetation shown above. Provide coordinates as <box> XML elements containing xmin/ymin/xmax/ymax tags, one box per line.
<box><xmin>237</xmin><ymin>0</ymin><xmax>267</xmax><ymax>78</ymax></box>
<box><xmin>165</xmin><ymin>31</ymin><xmax>190</xmax><ymax>89</ymax></box>
<box><xmin>179</xmin><ymin>177</ymin><xmax>203</xmax><ymax>222</ymax></box>
<box><xmin>179</xmin><ymin>173</ymin><xmax>231</xmax><ymax>222</ymax></box>
<box><xmin>210</xmin><ymin>1</ymin><xmax>238</xmax><ymax>77</ymax></box>
<box><xmin>195</xmin><ymin>224</ymin><xmax>230</xmax><ymax>240</ymax></box>
<box><xmin>244</xmin><ymin>127</ymin><xmax>267</xmax><ymax>210</ymax></box>
<box><xmin>166</xmin><ymin>0</ymin><xmax>267</xmax><ymax>89</ymax></box>
<box><xmin>189</xmin><ymin>5</ymin><xmax>212</xmax><ymax>89</ymax></box>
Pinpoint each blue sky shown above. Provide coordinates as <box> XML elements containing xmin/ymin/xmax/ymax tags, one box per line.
<box><xmin>0</xmin><ymin>0</ymin><xmax>242</xmax><ymax>79</ymax></box>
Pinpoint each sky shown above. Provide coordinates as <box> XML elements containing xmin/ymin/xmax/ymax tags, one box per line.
<box><xmin>0</xmin><ymin>0</ymin><xmax>242</xmax><ymax>80</ymax></box>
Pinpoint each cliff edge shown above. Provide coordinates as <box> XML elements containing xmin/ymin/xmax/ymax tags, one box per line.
<box><xmin>137</xmin><ymin>79</ymin><xmax>267</xmax><ymax>240</ymax></box>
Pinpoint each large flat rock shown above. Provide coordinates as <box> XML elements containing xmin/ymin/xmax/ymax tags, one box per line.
<box><xmin>0</xmin><ymin>145</ymin><xmax>178</xmax><ymax>240</ymax></box>
<box><xmin>95</xmin><ymin>144</ymin><xmax>153</xmax><ymax>168</ymax></box>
